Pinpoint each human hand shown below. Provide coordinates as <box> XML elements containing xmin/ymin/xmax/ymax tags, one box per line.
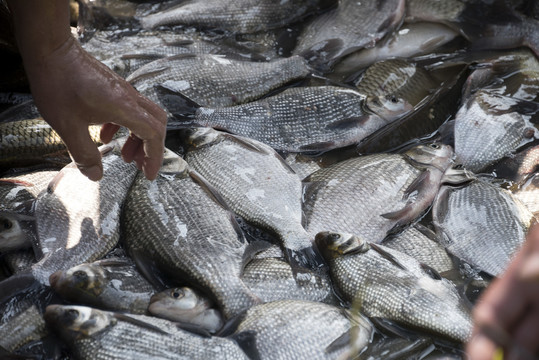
<box><xmin>23</xmin><ymin>36</ymin><xmax>166</xmax><ymax>181</ymax></box>
<box><xmin>466</xmin><ymin>223</ymin><xmax>539</xmax><ymax>360</ymax></box>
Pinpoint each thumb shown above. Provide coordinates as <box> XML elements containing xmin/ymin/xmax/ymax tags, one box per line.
<box><xmin>60</xmin><ymin>128</ymin><xmax>103</xmax><ymax>181</ymax></box>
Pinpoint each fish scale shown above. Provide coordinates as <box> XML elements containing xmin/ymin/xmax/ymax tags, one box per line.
<box><xmin>304</xmin><ymin>143</ymin><xmax>454</xmax><ymax>243</ymax></box>
<box><xmin>193</xmin><ymin>86</ymin><xmax>389</xmax><ymax>152</ymax></box>
<box><xmin>230</xmin><ymin>300</ymin><xmax>372</xmax><ymax>360</ymax></box>
<box><xmin>127</xmin><ymin>54</ymin><xmax>311</xmax><ymax>108</ymax></box>
<box><xmin>122</xmin><ymin>151</ymin><xmax>259</xmax><ymax>319</ymax></box>
<box><xmin>140</xmin><ymin>0</ymin><xmax>328</xmax><ymax>34</ymax></box>
<box><xmin>30</xmin><ymin>139</ymin><xmax>138</xmax><ymax>285</ymax></box>
<box><xmin>316</xmin><ymin>232</ymin><xmax>472</xmax><ymax>343</ymax></box>
<box><xmin>433</xmin><ymin>179</ymin><xmax>534</xmax><ymax>276</ymax></box>
<box><xmin>45</xmin><ymin>305</ymin><xmax>249</xmax><ymax>360</ymax></box>
<box><xmin>182</xmin><ymin>128</ymin><xmax>318</xmax><ymax>270</ymax></box>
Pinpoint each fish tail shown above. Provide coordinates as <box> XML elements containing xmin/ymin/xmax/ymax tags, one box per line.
<box><xmin>284</xmin><ymin>246</ymin><xmax>326</xmax><ymax>274</ymax></box>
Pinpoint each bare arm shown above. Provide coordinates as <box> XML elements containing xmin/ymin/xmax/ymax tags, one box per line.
<box><xmin>6</xmin><ymin>0</ymin><xmax>166</xmax><ymax>180</ymax></box>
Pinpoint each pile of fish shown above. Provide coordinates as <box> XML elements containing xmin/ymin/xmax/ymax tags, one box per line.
<box><xmin>1</xmin><ymin>0</ymin><xmax>539</xmax><ymax>358</ymax></box>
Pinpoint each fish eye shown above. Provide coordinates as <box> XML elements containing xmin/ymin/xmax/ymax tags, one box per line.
<box><xmin>73</xmin><ymin>270</ymin><xmax>88</xmax><ymax>282</ymax></box>
<box><xmin>387</xmin><ymin>95</ymin><xmax>399</xmax><ymax>103</ymax></box>
<box><xmin>429</xmin><ymin>143</ymin><xmax>440</xmax><ymax>149</ymax></box>
<box><xmin>63</xmin><ymin>309</ymin><xmax>80</xmax><ymax>322</ymax></box>
<box><xmin>329</xmin><ymin>233</ymin><xmax>341</xmax><ymax>240</ymax></box>
<box><xmin>1</xmin><ymin>219</ymin><xmax>12</xmax><ymax>230</ymax></box>
<box><xmin>171</xmin><ymin>289</ymin><xmax>183</xmax><ymax>298</ymax></box>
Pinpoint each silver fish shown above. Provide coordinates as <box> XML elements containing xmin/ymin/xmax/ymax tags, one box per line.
<box><xmin>0</xmin><ymin>303</ymin><xmax>47</xmax><ymax>353</ymax></box>
<box><xmin>30</xmin><ymin>139</ymin><xmax>138</xmax><ymax>285</ymax></box>
<box><xmin>242</xmin><ymin>257</ymin><xmax>339</xmax><ymax>305</ymax></box>
<box><xmin>149</xmin><ymin>287</ymin><xmax>224</xmax><ymax>334</ymax></box>
<box><xmin>127</xmin><ymin>54</ymin><xmax>311</xmax><ymax>108</ymax></box>
<box><xmin>382</xmin><ymin>224</ymin><xmax>454</xmax><ymax>274</ymax></box>
<box><xmin>140</xmin><ymin>0</ymin><xmax>329</xmax><ymax>34</ymax></box>
<box><xmin>44</xmin><ymin>305</ymin><xmax>249</xmax><ymax>359</ymax></box>
<box><xmin>228</xmin><ymin>300</ymin><xmax>373</xmax><ymax>360</ymax></box>
<box><xmin>49</xmin><ymin>258</ymin><xmax>156</xmax><ymax>315</ymax></box>
<box><xmin>303</xmin><ymin>143</ymin><xmax>454</xmax><ymax>242</ymax></box>
<box><xmin>293</xmin><ymin>0</ymin><xmax>406</xmax><ymax>68</ymax></box>
<box><xmin>331</xmin><ymin>22</ymin><xmax>459</xmax><ymax>78</ymax></box>
<box><xmin>453</xmin><ymin>89</ymin><xmax>537</xmax><ymax>173</ymax></box>
<box><xmin>433</xmin><ymin>179</ymin><xmax>535</xmax><ymax>276</ymax></box>
<box><xmin>182</xmin><ymin>127</ymin><xmax>319</xmax><ymax>270</ymax></box>
<box><xmin>191</xmin><ymin>86</ymin><xmax>390</xmax><ymax>152</ymax></box>
<box><xmin>122</xmin><ymin>148</ymin><xmax>260</xmax><ymax>319</ymax></box>
<box><xmin>315</xmin><ymin>231</ymin><xmax>473</xmax><ymax>343</ymax></box>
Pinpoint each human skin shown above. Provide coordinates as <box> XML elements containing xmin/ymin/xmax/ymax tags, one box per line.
<box><xmin>6</xmin><ymin>0</ymin><xmax>166</xmax><ymax>181</ymax></box>
<box><xmin>466</xmin><ymin>223</ymin><xmax>539</xmax><ymax>360</ymax></box>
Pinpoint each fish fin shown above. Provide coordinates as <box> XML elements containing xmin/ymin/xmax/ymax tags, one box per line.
<box><xmin>215</xmin><ymin>311</ymin><xmax>248</xmax><ymax>337</ymax></box>
<box><xmin>298</xmin><ymin>141</ymin><xmax>338</xmax><ymax>152</ymax></box>
<box><xmin>94</xmin><ymin>258</ymin><xmax>133</xmax><ymax>267</ymax></box>
<box><xmin>120</xmin><ymin>53</ymin><xmax>166</xmax><ymax>61</ymax></box>
<box><xmin>163</xmin><ymin>39</ymin><xmax>195</xmax><ymax>47</ymax></box>
<box><xmin>368</xmin><ymin>243</ymin><xmax>407</xmax><ymax>271</ymax></box>
<box><xmin>241</xmin><ymin>240</ymin><xmax>273</xmax><ymax>271</ymax></box>
<box><xmin>420</xmin><ymin>263</ymin><xmax>442</xmax><ymax>280</ymax></box>
<box><xmin>413</xmin><ymin>224</ymin><xmax>437</xmax><ymax>241</ymax></box>
<box><xmin>188</xmin><ymin>170</ymin><xmax>233</xmax><ymax>212</ymax></box>
<box><xmin>46</xmin><ymin>171</ymin><xmax>66</xmax><ymax>194</ymax></box>
<box><xmin>174</xmin><ymin>322</ymin><xmax>212</xmax><ymax>338</ymax></box>
<box><xmin>128</xmin><ymin>248</ymin><xmax>168</xmax><ymax>291</ymax></box>
<box><xmin>165</xmin><ymin>53</ymin><xmax>198</xmax><ymax>61</ymax></box>
<box><xmin>230</xmin><ymin>330</ymin><xmax>262</xmax><ymax>360</ymax></box>
<box><xmin>403</xmin><ymin>170</ymin><xmax>430</xmax><ymax>198</ymax></box>
<box><xmin>126</xmin><ymin>65</ymin><xmax>170</xmax><ymax>84</ymax></box>
<box><xmin>380</xmin><ymin>206</ymin><xmax>413</xmax><ymax>223</ymax></box>
<box><xmin>441</xmin><ymin>165</ymin><xmax>476</xmax><ymax>185</ymax></box>
<box><xmin>325</xmin><ymin>331</ymin><xmax>351</xmax><ymax>354</ymax></box>
<box><xmin>113</xmin><ymin>313</ymin><xmax>170</xmax><ymax>335</ymax></box>
<box><xmin>324</xmin><ymin>116</ymin><xmax>369</xmax><ymax>131</ymax></box>
<box><xmin>284</xmin><ymin>246</ymin><xmax>325</xmax><ymax>275</ymax></box>
<box><xmin>300</xmin><ymin>38</ymin><xmax>344</xmax><ymax>73</ymax></box>
<box><xmin>222</xmin><ymin>133</ymin><xmax>271</xmax><ymax>155</ymax></box>
<box><xmin>369</xmin><ymin>317</ymin><xmax>418</xmax><ymax>340</ymax></box>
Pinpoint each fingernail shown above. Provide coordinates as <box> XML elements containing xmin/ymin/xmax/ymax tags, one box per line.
<box><xmin>80</xmin><ymin>165</ymin><xmax>103</xmax><ymax>181</ymax></box>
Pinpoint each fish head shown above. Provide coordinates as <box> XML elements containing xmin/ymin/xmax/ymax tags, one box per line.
<box><xmin>44</xmin><ymin>305</ymin><xmax>113</xmax><ymax>340</ymax></box>
<box><xmin>314</xmin><ymin>231</ymin><xmax>369</xmax><ymax>261</ymax></box>
<box><xmin>0</xmin><ymin>211</ymin><xmax>35</xmax><ymax>251</ymax></box>
<box><xmin>149</xmin><ymin>287</ymin><xmax>211</xmax><ymax>317</ymax></box>
<box><xmin>405</xmin><ymin>143</ymin><xmax>454</xmax><ymax>171</ymax></box>
<box><xmin>179</xmin><ymin>127</ymin><xmax>220</xmax><ymax>149</ymax></box>
<box><xmin>365</xmin><ymin>94</ymin><xmax>414</xmax><ymax>121</ymax></box>
<box><xmin>49</xmin><ymin>263</ymin><xmax>107</xmax><ymax>299</ymax></box>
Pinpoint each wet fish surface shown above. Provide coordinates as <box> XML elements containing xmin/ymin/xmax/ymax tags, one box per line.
<box><xmin>182</xmin><ymin>127</ymin><xmax>319</xmax><ymax>270</ymax></box>
<box><xmin>433</xmin><ymin>178</ymin><xmax>535</xmax><ymax>276</ymax></box>
<box><xmin>31</xmin><ymin>139</ymin><xmax>138</xmax><ymax>285</ymax></box>
<box><xmin>226</xmin><ymin>299</ymin><xmax>373</xmax><ymax>360</ymax></box>
<box><xmin>316</xmin><ymin>231</ymin><xmax>473</xmax><ymax>343</ymax></box>
<box><xmin>44</xmin><ymin>304</ymin><xmax>250</xmax><ymax>359</ymax></box>
<box><xmin>128</xmin><ymin>54</ymin><xmax>311</xmax><ymax>108</ymax></box>
<box><xmin>140</xmin><ymin>0</ymin><xmax>331</xmax><ymax>34</ymax></box>
<box><xmin>190</xmin><ymin>86</ymin><xmax>390</xmax><ymax>153</ymax></box>
<box><xmin>123</xmin><ymin>149</ymin><xmax>259</xmax><ymax>319</ymax></box>
<box><xmin>50</xmin><ymin>257</ymin><xmax>157</xmax><ymax>315</ymax></box>
<box><xmin>293</xmin><ymin>0</ymin><xmax>406</xmax><ymax>68</ymax></box>
<box><xmin>303</xmin><ymin>143</ymin><xmax>454</xmax><ymax>243</ymax></box>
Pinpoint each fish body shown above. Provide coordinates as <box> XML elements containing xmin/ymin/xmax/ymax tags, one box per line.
<box><xmin>44</xmin><ymin>305</ymin><xmax>249</xmax><ymax>360</ymax></box>
<box><xmin>0</xmin><ymin>303</ymin><xmax>47</xmax><ymax>353</ymax></box>
<box><xmin>229</xmin><ymin>300</ymin><xmax>373</xmax><ymax>359</ymax></box>
<box><xmin>123</xmin><ymin>149</ymin><xmax>259</xmax><ymax>319</ymax></box>
<box><xmin>382</xmin><ymin>224</ymin><xmax>454</xmax><ymax>274</ymax></box>
<box><xmin>294</xmin><ymin>0</ymin><xmax>406</xmax><ymax>68</ymax></box>
<box><xmin>50</xmin><ymin>258</ymin><xmax>156</xmax><ymax>315</ymax></box>
<box><xmin>331</xmin><ymin>22</ymin><xmax>459</xmax><ymax>78</ymax></box>
<box><xmin>433</xmin><ymin>179</ymin><xmax>535</xmax><ymax>276</ymax></box>
<box><xmin>303</xmin><ymin>143</ymin><xmax>454</xmax><ymax>242</ymax></box>
<box><xmin>31</xmin><ymin>139</ymin><xmax>138</xmax><ymax>285</ymax></box>
<box><xmin>182</xmin><ymin>128</ymin><xmax>321</xmax><ymax>269</ymax></box>
<box><xmin>454</xmin><ymin>89</ymin><xmax>536</xmax><ymax>173</ymax></box>
<box><xmin>192</xmin><ymin>86</ymin><xmax>389</xmax><ymax>152</ymax></box>
<box><xmin>149</xmin><ymin>287</ymin><xmax>224</xmax><ymax>334</ymax></box>
<box><xmin>140</xmin><ymin>0</ymin><xmax>329</xmax><ymax>33</ymax></box>
<box><xmin>127</xmin><ymin>54</ymin><xmax>311</xmax><ymax>108</ymax></box>
<box><xmin>315</xmin><ymin>231</ymin><xmax>473</xmax><ymax>343</ymax></box>
<box><xmin>242</xmin><ymin>257</ymin><xmax>339</xmax><ymax>305</ymax></box>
